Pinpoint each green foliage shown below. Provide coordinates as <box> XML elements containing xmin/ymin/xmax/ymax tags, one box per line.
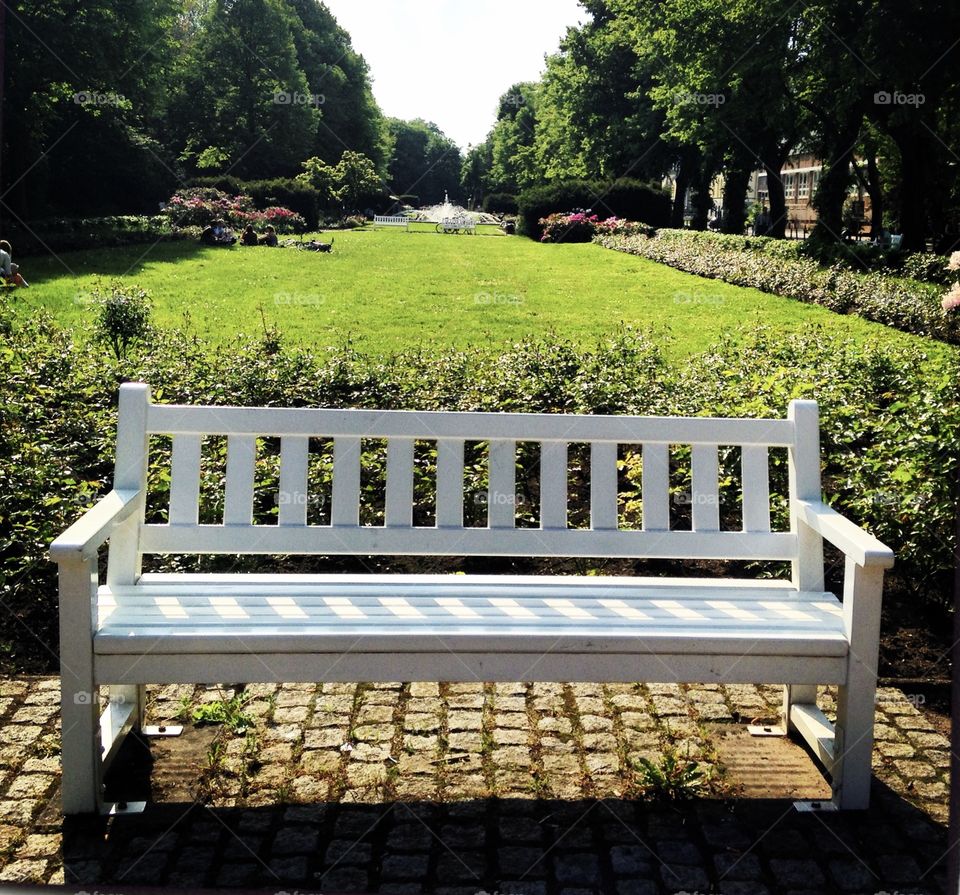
<box><xmin>519</xmin><ymin>179</ymin><xmax>671</xmax><ymax>239</ymax></box>
<box><xmin>482</xmin><ymin>194</ymin><xmax>519</xmax><ymax>215</ymax></box>
<box><xmin>632</xmin><ymin>748</ymin><xmax>709</xmax><ymax>801</ymax></box>
<box><xmin>170</xmin><ymin>0</ymin><xmax>319</xmax><ymax>179</ymax></box>
<box><xmin>386</xmin><ymin>119</ymin><xmax>463</xmax><ymax>206</ymax></box>
<box><xmin>599</xmin><ymin>229</ymin><xmax>960</xmax><ymax>344</ymax></box>
<box><xmin>2</xmin><ymin>309</ymin><xmax>956</xmax><ymax>673</ymax></box>
<box><xmin>298</xmin><ymin>150</ymin><xmax>385</xmax><ymax>212</ymax></box>
<box><xmin>188</xmin><ymin>695</ymin><xmax>255</xmax><ymax>734</ymax></box>
<box><xmin>93</xmin><ymin>283</ymin><xmax>153</xmax><ymax>360</ymax></box>
<box><xmin>6</xmin><ymin>217</ymin><xmax>187</xmax><ymax>257</ymax></box>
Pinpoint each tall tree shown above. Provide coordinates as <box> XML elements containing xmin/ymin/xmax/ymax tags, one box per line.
<box><xmin>170</xmin><ymin>0</ymin><xmax>320</xmax><ymax>179</ymax></box>
<box><xmin>486</xmin><ymin>83</ymin><xmax>542</xmax><ymax>194</ymax></box>
<box><xmin>3</xmin><ymin>0</ymin><xmax>182</xmax><ymax>218</ymax></box>
<box><xmin>286</xmin><ymin>0</ymin><xmax>388</xmax><ymax>171</ymax></box>
<box><xmin>385</xmin><ymin>119</ymin><xmax>463</xmax><ymax>206</ymax></box>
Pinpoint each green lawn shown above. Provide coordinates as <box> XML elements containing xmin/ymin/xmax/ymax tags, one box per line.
<box><xmin>15</xmin><ymin>226</ymin><xmax>951</xmax><ymax>361</ymax></box>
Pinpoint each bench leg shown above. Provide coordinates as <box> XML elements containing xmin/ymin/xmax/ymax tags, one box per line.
<box><xmin>783</xmin><ymin>684</ymin><xmax>818</xmax><ymax>733</ymax></box>
<box><xmin>831</xmin><ymin>560</ymin><xmax>884</xmax><ymax>810</ymax></box>
<box><xmin>58</xmin><ymin>557</ymin><xmax>103</xmax><ymax>814</ymax></box>
<box><xmin>109</xmin><ymin>685</ymin><xmax>145</xmax><ymax>729</ymax></box>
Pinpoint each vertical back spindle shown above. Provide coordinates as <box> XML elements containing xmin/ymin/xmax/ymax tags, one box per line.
<box><xmin>169</xmin><ymin>434</ymin><xmax>202</xmax><ymax>525</ymax></box>
<box><xmin>691</xmin><ymin>443</ymin><xmax>720</xmax><ymax>532</ymax></box>
<box><xmin>488</xmin><ymin>440</ymin><xmax>516</xmax><ymax>529</ymax></box>
<box><xmin>436</xmin><ymin>439</ymin><xmax>464</xmax><ymax>528</ymax></box>
<box><xmin>223</xmin><ymin>435</ymin><xmax>257</xmax><ymax>525</ymax></box>
<box><xmin>741</xmin><ymin>445</ymin><xmax>771</xmax><ymax>532</ymax></box>
<box><xmin>331</xmin><ymin>436</ymin><xmax>361</xmax><ymax>527</ymax></box>
<box><xmin>540</xmin><ymin>441</ymin><xmax>568</xmax><ymax>530</ymax></box>
<box><xmin>641</xmin><ymin>443</ymin><xmax>670</xmax><ymax>531</ymax></box>
<box><xmin>590</xmin><ymin>442</ymin><xmax>619</xmax><ymax>531</ymax></box>
<box><xmin>278</xmin><ymin>436</ymin><xmax>309</xmax><ymax>526</ymax></box>
<box><xmin>386</xmin><ymin>438</ymin><xmax>415</xmax><ymax>528</ymax></box>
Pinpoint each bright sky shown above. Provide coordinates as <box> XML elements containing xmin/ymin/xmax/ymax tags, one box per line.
<box><xmin>321</xmin><ymin>0</ymin><xmax>588</xmax><ymax>148</ymax></box>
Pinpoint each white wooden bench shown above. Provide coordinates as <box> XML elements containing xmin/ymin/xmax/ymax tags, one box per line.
<box><xmin>373</xmin><ymin>215</ymin><xmax>409</xmax><ymax>230</ymax></box>
<box><xmin>51</xmin><ymin>385</ymin><xmax>893</xmax><ymax>814</ymax></box>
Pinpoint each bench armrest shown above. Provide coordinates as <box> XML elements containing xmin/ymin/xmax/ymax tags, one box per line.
<box><xmin>795</xmin><ymin>500</ymin><xmax>894</xmax><ymax>569</ymax></box>
<box><xmin>49</xmin><ymin>489</ymin><xmax>141</xmax><ymax>563</ymax></box>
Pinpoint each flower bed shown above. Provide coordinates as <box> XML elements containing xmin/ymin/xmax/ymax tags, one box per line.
<box><xmin>597</xmin><ymin>229</ymin><xmax>960</xmax><ymax>344</ymax></box>
<box><xmin>162</xmin><ymin>188</ymin><xmax>307</xmax><ymax>233</ymax></box>
<box><xmin>540</xmin><ymin>213</ymin><xmax>655</xmax><ymax>243</ymax></box>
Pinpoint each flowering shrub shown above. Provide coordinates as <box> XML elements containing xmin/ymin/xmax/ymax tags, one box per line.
<box><xmin>595</xmin><ymin>217</ymin><xmax>656</xmax><ymax>239</ymax></box>
<box><xmin>539</xmin><ymin>212</ymin><xmax>599</xmax><ymax>243</ymax></box>
<box><xmin>162</xmin><ymin>189</ymin><xmax>306</xmax><ymax>233</ymax></box>
<box><xmin>539</xmin><ymin>213</ymin><xmax>655</xmax><ymax>243</ymax></box>
<box><xmin>597</xmin><ymin>228</ymin><xmax>960</xmax><ymax>344</ymax></box>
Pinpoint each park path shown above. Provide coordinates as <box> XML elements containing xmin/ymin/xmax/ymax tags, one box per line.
<box><xmin>0</xmin><ymin>677</ymin><xmax>949</xmax><ymax>893</ymax></box>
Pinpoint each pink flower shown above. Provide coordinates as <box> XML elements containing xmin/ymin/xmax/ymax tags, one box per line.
<box><xmin>942</xmin><ymin>282</ymin><xmax>960</xmax><ymax>311</ymax></box>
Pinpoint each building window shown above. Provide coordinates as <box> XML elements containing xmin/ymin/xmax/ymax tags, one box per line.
<box><xmin>784</xmin><ymin>174</ymin><xmax>795</xmax><ymax>199</ymax></box>
<box><xmin>798</xmin><ymin>172</ymin><xmax>809</xmax><ymax>199</ymax></box>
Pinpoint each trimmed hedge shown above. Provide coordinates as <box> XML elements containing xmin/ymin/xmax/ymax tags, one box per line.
<box><xmin>598</xmin><ymin>229</ymin><xmax>960</xmax><ymax>344</ymax></box>
<box><xmin>518</xmin><ymin>178</ymin><xmax>671</xmax><ymax>240</ymax></box>
<box><xmin>8</xmin><ymin>216</ymin><xmax>191</xmax><ymax>257</ymax></box>
<box><xmin>1</xmin><ymin>308</ymin><xmax>956</xmax><ymax>672</ymax></box>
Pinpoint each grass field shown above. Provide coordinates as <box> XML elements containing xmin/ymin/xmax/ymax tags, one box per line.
<box><xmin>14</xmin><ymin>225</ymin><xmax>952</xmax><ymax>361</ymax></box>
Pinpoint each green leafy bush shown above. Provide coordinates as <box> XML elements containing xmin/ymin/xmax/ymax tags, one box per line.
<box><xmin>483</xmin><ymin>193</ymin><xmax>519</xmax><ymax>215</ymax></box>
<box><xmin>519</xmin><ymin>178</ymin><xmax>671</xmax><ymax>239</ymax></box>
<box><xmin>93</xmin><ymin>282</ymin><xmax>153</xmax><ymax>360</ymax></box>
<box><xmin>7</xmin><ymin>216</ymin><xmax>187</xmax><ymax>257</ymax></box>
<box><xmin>1</xmin><ymin>314</ymin><xmax>956</xmax><ymax>674</ymax></box>
<box><xmin>598</xmin><ymin>229</ymin><xmax>960</xmax><ymax>344</ymax></box>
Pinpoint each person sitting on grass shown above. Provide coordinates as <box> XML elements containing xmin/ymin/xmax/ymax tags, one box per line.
<box><xmin>0</xmin><ymin>240</ymin><xmax>29</xmax><ymax>287</ymax></box>
<box><xmin>240</xmin><ymin>224</ymin><xmax>259</xmax><ymax>247</ymax></box>
<box><xmin>259</xmin><ymin>225</ymin><xmax>279</xmax><ymax>247</ymax></box>
<box><xmin>200</xmin><ymin>219</ymin><xmax>237</xmax><ymax>247</ymax></box>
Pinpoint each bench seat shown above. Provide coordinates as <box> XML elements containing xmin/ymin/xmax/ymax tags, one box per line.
<box><xmin>92</xmin><ymin>575</ymin><xmax>849</xmax><ymax>688</ymax></box>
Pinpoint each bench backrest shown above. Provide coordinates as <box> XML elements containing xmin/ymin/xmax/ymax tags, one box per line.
<box><xmin>108</xmin><ymin>384</ymin><xmax>824</xmax><ymax>586</ymax></box>
<box><xmin>374</xmin><ymin>215</ymin><xmax>408</xmax><ymax>226</ymax></box>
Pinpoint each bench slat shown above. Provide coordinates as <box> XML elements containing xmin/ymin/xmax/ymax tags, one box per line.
<box><xmin>98</xmin><ymin>594</ymin><xmax>841</xmax><ymax>630</ymax></box>
<box><xmin>591</xmin><ymin>442</ymin><xmax>619</xmax><ymax>530</ymax></box>
<box><xmin>488</xmin><ymin>440</ymin><xmax>516</xmax><ymax>529</ymax></box>
<box><xmin>540</xmin><ymin>441</ymin><xmax>567</xmax><ymax>529</ymax></box>
<box><xmin>94</xmin><ymin>650</ymin><xmax>848</xmax><ymax>687</ymax></box>
<box><xmin>278</xmin><ymin>436</ymin><xmax>309</xmax><ymax>526</ymax></box>
<box><xmin>224</xmin><ymin>435</ymin><xmax>256</xmax><ymax>525</ymax></box>
<box><xmin>742</xmin><ymin>445</ymin><xmax>771</xmax><ymax>532</ymax></box>
<box><xmin>332</xmin><ymin>437</ymin><xmax>361</xmax><ymax>527</ymax></box>
<box><xmin>692</xmin><ymin>444</ymin><xmax>720</xmax><ymax>532</ymax></box>
<box><xmin>140</xmin><ymin>525</ymin><xmax>798</xmax><ymax>559</ymax></box>
<box><xmin>147</xmin><ymin>404</ymin><xmax>796</xmax><ymax>444</ymax></box>
<box><xmin>642</xmin><ymin>443</ymin><xmax>669</xmax><ymax>531</ymax></box>
<box><xmin>386</xmin><ymin>438</ymin><xmax>415</xmax><ymax>528</ymax></box>
<box><xmin>436</xmin><ymin>439</ymin><xmax>464</xmax><ymax>528</ymax></box>
<box><xmin>169</xmin><ymin>434</ymin><xmax>202</xmax><ymax>524</ymax></box>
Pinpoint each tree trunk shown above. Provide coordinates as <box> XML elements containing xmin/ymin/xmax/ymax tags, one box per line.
<box><xmin>760</xmin><ymin>143</ymin><xmax>790</xmax><ymax>239</ymax></box>
<box><xmin>689</xmin><ymin>159</ymin><xmax>715</xmax><ymax>231</ymax></box>
<box><xmin>811</xmin><ymin>120</ymin><xmax>861</xmax><ymax>245</ymax></box>
<box><xmin>865</xmin><ymin>153</ymin><xmax>883</xmax><ymax>238</ymax></box>
<box><xmin>670</xmin><ymin>149</ymin><xmax>695</xmax><ymax>228</ymax></box>
<box><xmin>890</xmin><ymin>126</ymin><xmax>929</xmax><ymax>252</ymax></box>
<box><xmin>721</xmin><ymin>164</ymin><xmax>751</xmax><ymax>234</ymax></box>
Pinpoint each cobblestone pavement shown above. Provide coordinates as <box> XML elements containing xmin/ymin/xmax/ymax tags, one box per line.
<box><xmin>0</xmin><ymin>677</ymin><xmax>949</xmax><ymax>894</ymax></box>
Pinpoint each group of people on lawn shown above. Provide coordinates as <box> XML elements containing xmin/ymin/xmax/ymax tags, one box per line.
<box><xmin>200</xmin><ymin>219</ymin><xmax>278</xmax><ymax>248</ymax></box>
<box><xmin>0</xmin><ymin>240</ymin><xmax>27</xmax><ymax>288</ymax></box>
